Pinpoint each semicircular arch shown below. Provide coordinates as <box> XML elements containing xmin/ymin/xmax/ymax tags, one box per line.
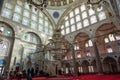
<box><xmin>0</xmin><ymin>21</ymin><xmax>15</xmax><ymax>37</ymax></box>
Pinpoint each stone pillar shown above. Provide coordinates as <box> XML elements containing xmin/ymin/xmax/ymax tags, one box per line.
<box><xmin>70</xmin><ymin>43</ymin><xmax>78</xmax><ymax>75</ymax></box>
<box><xmin>20</xmin><ymin>46</ymin><xmax>24</xmax><ymax>71</ymax></box>
<box><xmin>91</xmin><ymin>38</ymin><xmax>103</xmax><ymax>74</ymax></box>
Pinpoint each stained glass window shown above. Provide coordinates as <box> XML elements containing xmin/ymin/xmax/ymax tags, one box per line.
<box><xmin>13</xmin><ymin>13</ymin><xmax>21</xmax><ymax>22</ymax></box>
<box><xmin>98</xmin><ymin>12</ymin><xmax>106</xmax><ymax>21</ymax></box>
<box><xmin>2</xmin><ymin>8</ymin><xmax>12</xmax><ymax>19</ymax></box>
<box><xmin>90</xmin><ymin>16</ymin><xmax>97</xmax><ymax>24</ymax></box>
<box><xmin>23</xmin><ymin>10</ymin><xmax>30</xmax><ymax>18</ymax></box>
<box><xmin>22</xmin><ymin>18</ymin><xmax>29</xmax><ymax>26</ymax></box>
<box><xmin>81</xmin><ymin>5</ymin><xmax>86</xmax><ymax>12</ymax></box>
<box><xmin>83</xmin><ymin>19</ymin><xmax>89</xmax><ymax>27</ymax></box>
<box><xmin>62</xmin><ymin>4</ymin><xmax>106</xmax><ymax>34</ymax></box>
<box><xmin>71</xmin><ymin>25</ymin><xmax>76</xmax><ymax>32</ymax></box>
<box><xmin>82</xmin><ymin>11</ymin><xmax>87</xmax><ymax>19</ymax></box>
<box><xmin>70</xmin><ymin>18</ymin><xmax>75</xmax><ymax>25</ymax></box>
<box><xmin>65</xmin><ymin>21</ymin><xmax>69</xmax><ymax>27</ymax></box>
<box><xmin>15</xmin><ymin>5</ymin><xmax>22</xmax><ymax>13</ymax></box>
<box><xmin>77</xmin><ymin>22</ymin><xmax>82</xmax><ymax>29</ymax></box>
<box><xmin>69</xmin><ymin>11</ymin><xmax>74</xmax><ymax>18</ymax></box>
<box><xmin>76</xmin><ymin>15</ymin><xmax>81</xmax><ymax>22</ymax></box>
<box><xmin>75</xmin><ymin>8</ymin><xmax>80</xmax><ymax>15</ymax></box>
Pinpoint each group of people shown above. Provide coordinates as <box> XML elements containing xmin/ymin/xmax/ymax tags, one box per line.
<box><xmin>5</xmin><ymin>67</ymin><xmax>49</xmax><ymax>80</ymax></box>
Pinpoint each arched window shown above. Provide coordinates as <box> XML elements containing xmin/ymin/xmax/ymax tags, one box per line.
<box><xmin>85</xmin><ymin>40</ymin><xmax>93</xmax><ymax>47</ymax></box>
<box><xmin>109</xmin><ymin>34</ymin><xmax>115</xmax><ymax>41</ymax></box>
<box><xmin>74</xmin><ymin>44</ymin><xmax>79</xmax><ymax>50</ymax></box>
<box><xmin>106</xmin><ymin>45</ymin><xmax>113</xmax><ymax>53</ymax></box>
<box><xmin>0</xmin><ymin>25</ymin><xmax>13</xmax><ymax>37</ymax></box>
<box><xmin>2</xmin><ymin>0</ymin><xmax>53</xmax><ymax>36</ymax></box>
<box><xmin>62</xmin><ymin>4</ymin><xmax>106</xmax><ymax>35</ymax></box>
<box><xmin>104</xmin><ymin>33</ymin><xmax>119</xmax><ymax>43</ymax></box>
<box><xmin>104</xmin><ymin>38</ymin><xmax>109</xmax><ymax>43</ymax></box>
<box><xmin>23</xmin><ymin>33</ymin><xmax>40</xmax><ymax>44</ymax></box>
<box><xmin>104</xmin><ymin>33</ymin><xmax>120</xmax><ymax>53</ymax></box>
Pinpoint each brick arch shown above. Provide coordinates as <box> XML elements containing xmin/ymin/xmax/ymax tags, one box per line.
<box><xmin>95</xmin><ymin>23</ymin><xmax>118</xmax><ymax>37</ymax></box>
<box><xmin>95</xmin><ymin>23</ymin><xmax>119</xmax><ymax>54</ymax></box>
<box><xmin>81</xmin><ymin>60</ymin><xmax>90</xmax><ymax>74</ymax></box>
<box><xmin>102</xmin><ymin>57</ymin><xmax>118</xmax><ymax>73</ymax></box>
<box><xmin>74</xmin><ymin>32</ymin><xmax>90</xmax><ymax>42</ymax></box>
<box><xmin>74</xmin><ymin>32</ymin><xmax>91</xmax><ymax>57</ymax></box>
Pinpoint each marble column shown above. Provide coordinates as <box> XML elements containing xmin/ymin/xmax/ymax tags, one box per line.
<box><xmin>91</xmin><ymin>38</ymin><xmax>103</xmax><ymax>74</ymax></box>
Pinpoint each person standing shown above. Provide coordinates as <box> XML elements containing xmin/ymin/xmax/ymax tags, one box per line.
<box><xmin>27</xmin><ymin>68</ymin><xmax>32</xmax><ymax>80</ymax></box>
<box><xmin>31</xmin><ymin>67</ymin><xmax>34</xmax><ymax>77</ymax></box>
<box><xmin>9</xmin><ymin>69</ymin><xmax>14</xmax><ymax>80</ymax></box>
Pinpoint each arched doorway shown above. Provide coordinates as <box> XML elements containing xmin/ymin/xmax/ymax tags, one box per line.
<box><xmin>64</xmin><ymin>63</ymin><xmax>71</xmax><ymax>74</ymax></box>
<box><xmin>103</xmin><ymin>57</ymin><xmax>118</xmax><ymax>73</ymax></box>
<box><xmin>81</xmin><ymin>60</ymin><xmax>90</xmax><ymax>74</ymax></box>
<box><xmin>0</xmin><ymin>21</ymin><xmax>15</xmax><ymax>74</ymax></box>
<box><xmin>91</xmin><ymin>60</ymin><xmax>97</xmax><ymax>73</ymax></box>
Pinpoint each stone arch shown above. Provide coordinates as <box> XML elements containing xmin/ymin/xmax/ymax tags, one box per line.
<box><xmin>95</xmin><ymin>23</ymin><xmax>119</xmax><ymax>54</ymax></box>
<box><xmin>0</xmin><ymin>21</ymin><xmax>15</xmax><ymax>70</ymax></box>
<box><xmin>74</xmin><ymin>32</ymin><xmax>91</xmax><ymax>57</ymax></box>
<box><xmin>102</xmin><ymin>57</ymin><xmax>118</xmax><ymax>73</ymax></box>
<box><xmin>0</xmin><ymin>21</ymin><xmax>15</xmax><ymax>36</ymax></box>
<box><xmin>81</xmin><ymin>60</ymin><xmax>90</xmax><ymax>74</ymax></box>
<box><xmin>27</xmin><ymin>32</ymin><xmax>42</xmax><ymax>43</ymax></box>
<box><xmin>23</xmin><ymin>32</ymin><xmax>42</xmax><ymax>44</ymax></box>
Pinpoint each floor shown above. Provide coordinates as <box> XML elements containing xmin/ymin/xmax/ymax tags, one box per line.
<box><xmin>12</xmin><ymin>74</ymin><xmax>120</xmax><ymax>80</ymax></box>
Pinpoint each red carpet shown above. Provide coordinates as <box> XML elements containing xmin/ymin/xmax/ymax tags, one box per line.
<box><xmin>13</xmin><ymin>74</ymin><xmax>120</xmax><ymax>80</ymax></box>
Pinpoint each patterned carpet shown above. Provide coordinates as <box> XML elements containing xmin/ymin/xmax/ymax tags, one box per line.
<box><xmin>12</xmin><ymin>74</ymin><xmax>120</xmax><ymax>80</ymax></box>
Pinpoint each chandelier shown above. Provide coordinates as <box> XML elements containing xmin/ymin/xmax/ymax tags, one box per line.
<box><xmin>26</xmin><ymin>0</ymin><xmax>47</xmax><ymax>11</ymax></box>
<box><xmin>48</xmin><ymin>29</ymin><xmax>68</xmax><ymax>61</ymax></box>
<box><xmin>87</xmin><ymin>0</ymin><xmax>103</xmax><ymax>10</ymax></box>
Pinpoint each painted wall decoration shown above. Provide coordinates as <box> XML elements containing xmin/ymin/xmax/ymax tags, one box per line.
<box><xmin>0</xmin><ymin>40</ymin><xmax>9</xmax><ymax>56</ymax></box>
<box><xmin>23</xmin><ymin>33</ymin><xmax>40</xmax><ymax>44</ymax></box>
<box><xmin>53</xmin><ymin>11</ymin><xmax>59</xmax><ymax>18</ymax></box>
